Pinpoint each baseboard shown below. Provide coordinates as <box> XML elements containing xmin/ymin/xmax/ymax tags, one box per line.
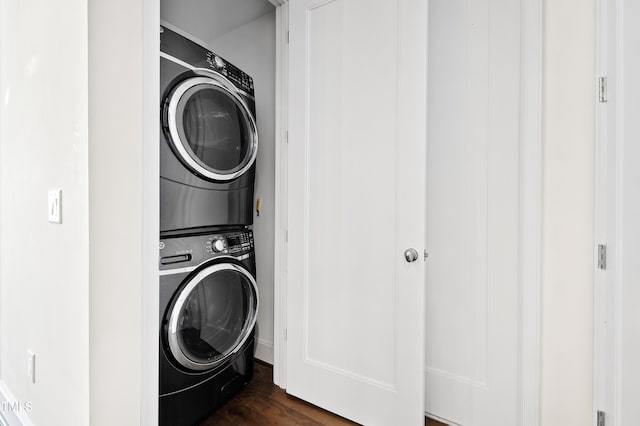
<box><xmin>255</xmin><ymin>338</ymin><xmax>274</xmax><ymax>364</ymax></box>
<box><xmin>0</xmin><ymin>381</ymin><xmax>34</xmax><ymax>426</ymax></box>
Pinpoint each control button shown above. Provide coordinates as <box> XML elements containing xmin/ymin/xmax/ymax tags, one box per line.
<box><xmin>213</xmin><ymin>55</ymin><xmax>225</xmax><ymax>68</ymax></box>
<box><xmin>212</xmin><ymin>237</ymin><xmax>226</xmax><ymax>253</ymax></box>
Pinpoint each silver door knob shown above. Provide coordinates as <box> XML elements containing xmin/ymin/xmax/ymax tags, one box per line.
<box><xmin>404</xmin><ymin>248</ymin><xmax>419</xmax><ymax>262</ymax></box>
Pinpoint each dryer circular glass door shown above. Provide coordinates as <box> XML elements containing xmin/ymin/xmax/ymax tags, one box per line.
<box><xmin>165</xmin><ymin>75</ymin><xmax>258</xmax><ymax>181</ymax></box>
<box><xmin>166</xmin><ymin>261</ymin><xmax>258</xmax><ymax>371</ymax></box>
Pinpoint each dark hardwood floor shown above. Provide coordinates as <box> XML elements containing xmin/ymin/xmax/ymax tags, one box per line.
<box><xmin>200</xmin><ymin>361</ymin><xmax>447</xmax><ymax>426</ymax></box>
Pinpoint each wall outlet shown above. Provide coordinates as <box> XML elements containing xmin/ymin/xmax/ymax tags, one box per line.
<box><xmin>27</xmin><ymin>350</ymin><xmax>35</xmax><ymax>383</ymax></box>
<box><xmin>48</xmin><ymin>189</ymin><xmax>61</xmax><ymax>224</ymax></box>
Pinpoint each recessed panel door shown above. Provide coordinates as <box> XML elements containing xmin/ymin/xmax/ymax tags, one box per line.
<box><xmin>286</xmin><ymin>0</ymin><xmax>427</xmax><ymax>424</ymax></box>
<box><xmin>425</xmin><ymin>0</ymin><xmax>522</xmax><ymax>424</ymax></box>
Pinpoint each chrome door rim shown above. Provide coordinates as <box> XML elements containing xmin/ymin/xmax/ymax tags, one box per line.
<box><xmin>166</xmin><ymin>71</ymin><xmax>258</xmax><ymax>181</ymax></box>
<box><xmin>166</xmin><ymin>260</ymin><xmax>258</xmax><ymax>371</ymax></box>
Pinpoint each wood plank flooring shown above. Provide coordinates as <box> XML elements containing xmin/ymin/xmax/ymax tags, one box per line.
<box><xmin>200</xmin><ymin>361</ymin><xmax>447</xmax><ymax>426</ymax></box>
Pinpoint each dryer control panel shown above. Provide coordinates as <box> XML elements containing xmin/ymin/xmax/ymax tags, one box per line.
<box><xmin>160</xmin><ymin>25</ymin><xmax>255</xmax><ymax>96</ymax></box>
<box><xmin>159</xmin><ymin>230</ymin><xmax>254</xmax><ymax>270</ymax></box>
<box><xmin>205</xmin><ymin>52</ymin><xmax>254</xmax><ymax>94</ymax></box>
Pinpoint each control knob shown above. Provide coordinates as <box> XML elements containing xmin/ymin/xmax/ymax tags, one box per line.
<box><xmin>213</xmin><ymin>55</ymin><xmax>225</xmax><ymax>69</ymax></box>
<box><xmin>211</xmin><ymin>237</ymin><xmax>226</xmax><ymax>253</ymax></box>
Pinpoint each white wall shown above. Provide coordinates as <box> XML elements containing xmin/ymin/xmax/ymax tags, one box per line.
<box><xmin>0</xmin><ymin>1</ymin><xmax>155</xmax><ymax>425</ymax></box>
<box><xmin>160</xmin><ymin>0</ymin><xmax>274</xmax><ymax>42</ymax></box>
<box><xmin>0</xmin><ymin>0</ymin><xmax>90</xmax><ymax>425</ymax></box>
<box><xmin>209</xmin><ymin>12</ymin><xmax>276</xmax><ymax>364</ymax></box>
<box><xmin>88</xmin><ymin>0</ymin><xmax>158</xmax><ymax>424</ymax></box>
<box><xmin>541</xmin><ymin>0</ymin><xmax>595</xmax><ymax>424</ymax></box>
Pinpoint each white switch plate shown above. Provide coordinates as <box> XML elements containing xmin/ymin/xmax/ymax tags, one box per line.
<box><xmin>27</xmin><ymin>350</ymin><xmax>35</xmax><ymax>383</ymax></box>
<box><xmin>48</xmin><ymin>189</ymin><xmax>61</xmax><ymax>223</ymax></box>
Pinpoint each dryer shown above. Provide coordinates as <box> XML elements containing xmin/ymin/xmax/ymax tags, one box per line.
<box><xmin>159</xmin><ymin>229</ymin><xmax>258</xmax><ymax>426</ymax></box>
<box><xmin>160</xmin><ymin>25</ymin><xmax>258</xmax><ymax>235</ymax></box>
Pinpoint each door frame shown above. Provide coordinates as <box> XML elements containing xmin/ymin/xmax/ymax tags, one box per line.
<box><xmin>272</xmin><ymin>0</ymin><xmax>543</xmax><ymax>424</ymax></box>
<box><xmin>142</xmin><ymin>0</ymin><xmax>160</xmax><ymax>423</ymax></box>
<box><xmin>270</xmin><ymin>0</ymin><xmax>289</xmax><ymax>388</ymax></box>
<box><xmin>593</xmin><ymin>0</ymin><xmax>621</xmax><ymax>423</ymax></box>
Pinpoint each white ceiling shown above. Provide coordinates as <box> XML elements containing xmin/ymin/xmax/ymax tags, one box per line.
<box><xmin>161</xmin><ymin>0</ymin><xmax>275</xmax><ymax>44</ymax></box>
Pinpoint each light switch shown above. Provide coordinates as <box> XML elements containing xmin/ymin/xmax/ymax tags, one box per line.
<box><xmin>27</xmin><ymin>349</ymin><xmax>35</xmax><ymax>383</ymax></box>
<box><xmin>48</xmin><ymin>189</ymin><xmax>61</xmax><ymax>223</ymax></box>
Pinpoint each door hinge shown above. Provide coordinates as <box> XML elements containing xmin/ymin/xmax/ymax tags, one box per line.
<box><xmin>285</xmin><ymin>130</ymin><xmax>288</xmax><ymax>144</ymax></box>
<box><xmin>599</xmin><ymin>76</ymin><xmax>608</xmax><ymax>102</ymax></box>
<box><xmin>597</xmin><ymin>410</ymin><xmax>605</xmax><ymax>426</ymax></box>
<box><xmin>285</xmin><ymin>230</ymin><xmax>288</xmax><ymax>243</ymax></box>
<box><xmin>424</xmin><ymin>250</ymin><xmax>429</xmax><ymax>261</ymax></box>
<box><xmin>598</xmin><ymin>244</ymin><xmax>607</xmax><ymax>270</ymax></box>
<box><xmin>287</xmin><ymin>30</ymin><xmax>290</xmax><ymax>43</ymax></box>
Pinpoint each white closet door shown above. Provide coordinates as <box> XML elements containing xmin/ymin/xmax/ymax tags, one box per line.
<box><xmin>286</xmin><ymin>0</ymin><xmax>427</xmax><ymax>424</ymax></box>
<box><xmin>426</xmin><ymin>0</ymin><xmax>522</xmax><ymax>424</ymax></box>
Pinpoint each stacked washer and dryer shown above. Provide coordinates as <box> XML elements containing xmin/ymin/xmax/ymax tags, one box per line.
<box><xmin>158</xmin><ymin>25</ymin><xmax>260</xmax><ymax>426</ymax></box>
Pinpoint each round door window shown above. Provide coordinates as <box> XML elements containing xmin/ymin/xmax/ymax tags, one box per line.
<box><xmin>166</xmin><ymin>262</ymin><xmax>258</xmax><ymax>371</ymax></box>
<box><xmin>165</xmin><ymin>74</ymin><xmax>258</xmax><ymax>181</ymax></box>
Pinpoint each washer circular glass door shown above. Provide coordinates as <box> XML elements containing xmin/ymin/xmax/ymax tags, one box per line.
<box><xmin>165</xmin><ymin>74</ymin><xmax>258</xmax><ymax>181</ymax></box>
<box><xmin>166</xmin><ymin>261</ymin><xmax>258</xmax><ymax>371</ymax></box>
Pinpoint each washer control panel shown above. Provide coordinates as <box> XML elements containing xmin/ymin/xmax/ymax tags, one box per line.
<box><xmin>159</xmin><ymin>230</ymin><xmax>254</xmax><ymax>270</ymax></box>
<box><xmin>204</xmin><ymin>230</ymin><xmax>254</xmax><ymax>257</ymax></box>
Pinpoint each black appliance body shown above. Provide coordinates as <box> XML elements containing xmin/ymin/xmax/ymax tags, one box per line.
<box><xmin>160</xmin><ymin>25</ymin><xmax>258</xmax><ymax>236</ymax></box>
<box><xmin>159</xmin><ymin>229</ymin><xmax>258</xmax><ymax>426</ymax></box>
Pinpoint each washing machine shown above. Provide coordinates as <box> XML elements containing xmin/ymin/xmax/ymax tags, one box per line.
<box><xmin>160</xmin><ymin>25</ymin><xmax>258</xmax><ymax>235</ymax></box>
<box><xmin>159</xmin><ymin>229</ymin><xmax>258</xmax><ymax>426</ymax></box>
